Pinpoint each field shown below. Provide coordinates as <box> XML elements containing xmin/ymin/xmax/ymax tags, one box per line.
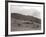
<box><xmin>11</xmin><ymin>13</ymin><xmax>41</xmax><ymax>32</ymax></box>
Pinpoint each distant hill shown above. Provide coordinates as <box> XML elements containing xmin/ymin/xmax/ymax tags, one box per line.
<box><xmin>11</xmin><ymin>13</ymin><xmax>41</xmax><ymax>24</ymax></box>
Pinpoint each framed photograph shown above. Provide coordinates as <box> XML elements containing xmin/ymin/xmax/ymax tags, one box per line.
<box><xmin>5</xmin><ymin>1</ymin><xmax>45</xmax><ymax>36</ymax></box>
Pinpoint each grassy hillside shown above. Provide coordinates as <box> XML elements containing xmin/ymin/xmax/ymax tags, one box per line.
<box><xmin>11</xmin><ymin>13</ymin><xmax>41</xmax><ymax>31</ymax></box>
<box><xmin>11</xmin><ymin>13</ymin><xmax>41</xmax><ymax>24</ymax></box>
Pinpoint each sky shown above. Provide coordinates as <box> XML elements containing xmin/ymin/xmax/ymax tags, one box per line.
<box><xmin>10</xmin><ymin>3</ymin><xmax>43</xmax><ymax>19</ymax></box>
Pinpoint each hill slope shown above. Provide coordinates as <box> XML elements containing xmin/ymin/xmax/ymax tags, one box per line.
<box><xmin>11</xmin><ymin>13</ymin><xmax>41</xmax><ymax>24</ymax></box>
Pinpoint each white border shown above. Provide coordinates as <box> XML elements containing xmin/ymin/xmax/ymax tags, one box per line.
<box><xmin>8</xmin><ymin>2</ymin><xmax>43</xmax><ymax>35</ymax></box>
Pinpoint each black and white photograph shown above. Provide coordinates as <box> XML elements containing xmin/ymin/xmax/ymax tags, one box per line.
<box><xmin>7</xmin><ymin>1</ymin><xmax>45</xmax><ymax>35</ymax></box>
